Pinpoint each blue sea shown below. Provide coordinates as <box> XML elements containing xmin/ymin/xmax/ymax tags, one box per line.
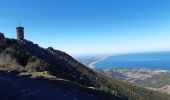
<box><xmin>92</xmin><ymin>52</ymin><xmax>170</xmax><ymax>70</ymax></box>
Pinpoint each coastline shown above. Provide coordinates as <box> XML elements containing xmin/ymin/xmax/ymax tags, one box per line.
<box><xmin>89</xmin><ymin>55</ymin><xmax>112</xmax><ymax>68</ymax></box>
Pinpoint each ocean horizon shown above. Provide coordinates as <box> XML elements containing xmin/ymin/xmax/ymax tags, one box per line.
<box><xmin>91</xmin><ymin>51</ymin><xmax>170</xmax><ymax>70</ymax></box>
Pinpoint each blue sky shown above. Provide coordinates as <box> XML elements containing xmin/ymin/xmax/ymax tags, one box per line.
<box><xmin>0</xmin><ymin>0</ymin><xmax>170</xmax><ymax>55</ymax></box>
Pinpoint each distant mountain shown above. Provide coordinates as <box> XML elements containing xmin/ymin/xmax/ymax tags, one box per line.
<box><xmin>0</xmin><ymin>37</ymin><xmax>170</xmax><ymax>100</ymax></box>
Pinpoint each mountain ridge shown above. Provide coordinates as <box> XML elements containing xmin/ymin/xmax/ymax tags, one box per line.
<box><xmin>0</xmin><ymin>37</ymin><xmax>170</xmax><ymax>100</ymax></box>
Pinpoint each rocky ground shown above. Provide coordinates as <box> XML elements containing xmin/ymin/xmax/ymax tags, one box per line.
<box><xmin>0</xmin><ymin>70</ymin><xmax>122</xmax><ymax>100</ymax></box>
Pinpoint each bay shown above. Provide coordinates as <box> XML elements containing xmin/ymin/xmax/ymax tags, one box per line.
<box><xmin>92</xmin><ymin>52</ymin><xmax>170</xmax><ymax>70</ymax></box>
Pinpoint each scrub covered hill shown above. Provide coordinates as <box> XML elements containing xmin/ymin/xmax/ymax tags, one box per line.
<box><xmin>0</xmin><ymin>36</ymin><xmax>170</xmax><ymax>100</ymax></box>
<box><xmin>0</xmin><ymin>70</ymin><xmax>123</xmax><ymax>100</ymax></box>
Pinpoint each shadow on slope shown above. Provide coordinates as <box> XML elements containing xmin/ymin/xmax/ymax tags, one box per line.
<box><xmin>0</xmin><ymin>70</ymin><xmax>123</xmax><ymax>100</ymax></box>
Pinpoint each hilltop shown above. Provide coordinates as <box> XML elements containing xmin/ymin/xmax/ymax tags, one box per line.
<box><xmin>0</xmin><ymin>36</ymin><xmax>170</xmax><ymax>100</ymax></box>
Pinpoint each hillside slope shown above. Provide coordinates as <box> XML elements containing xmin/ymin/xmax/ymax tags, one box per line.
<box><xmin>0</xmin><ymin>38</ymin><xmax>170</xmax><ymax>100</ymax></box>
<box><xmin>0</xmin><ymin>70</ymin><xmax>123</xmax><ymax>100</ymax></box>
<box><xmin>95</xmin><ymin>68</ymin><xmax>170</xmax><ymax>94</ymax></box>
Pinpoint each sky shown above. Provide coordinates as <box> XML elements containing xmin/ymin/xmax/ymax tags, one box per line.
<box><xmin>0</xmin><ymin>0</ymin><xmax>170</xmax><ymax>56</ymax></box>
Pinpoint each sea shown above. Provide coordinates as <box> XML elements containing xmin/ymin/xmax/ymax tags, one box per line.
<box><xmin>91</xmin><ymin>51</ymin><xmax>170</xmax><ymax>70</ymax></box>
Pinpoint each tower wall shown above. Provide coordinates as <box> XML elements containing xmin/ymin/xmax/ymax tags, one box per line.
<box><xmin>16</xmin><ymin>27</ymin><xmax>24</xmax><ymax>40</ymax></box>
<box><xmin>0</xmin><ymin>32</ymin><xmax>5</xmax><ymax>40</ymax></box>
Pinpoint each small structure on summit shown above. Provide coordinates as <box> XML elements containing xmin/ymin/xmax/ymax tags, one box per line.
<box><xmin>0</xmin><ymin>32</ymin><xmax>5</xmax><ymax>40</ymax></box>
<box><xmin>16</xmin><ymin>25</ymin><xmax>24</xmax><ymax>41</ymax></box>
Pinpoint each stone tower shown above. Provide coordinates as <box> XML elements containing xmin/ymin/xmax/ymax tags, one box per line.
<box><xmin>0</xmin><ymin>32</ymin><xmax>5</xmax><ymax>40</ymax></box>
<box><xmin>16</xmin><ymin>25</ymin><xmax>24</xmax><ymax>40</ymax></box>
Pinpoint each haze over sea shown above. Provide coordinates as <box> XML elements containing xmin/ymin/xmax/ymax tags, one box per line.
<box><xmin>92</xmin><ymin>51</ymin><xmax>170</xmax><ymax>70</ymax></box>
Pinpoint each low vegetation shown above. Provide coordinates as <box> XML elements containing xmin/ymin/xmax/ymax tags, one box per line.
<box><xmin>0</xmin><ymin>38</ymin><xmax>170</xmax><ymax>100</ymax></box>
